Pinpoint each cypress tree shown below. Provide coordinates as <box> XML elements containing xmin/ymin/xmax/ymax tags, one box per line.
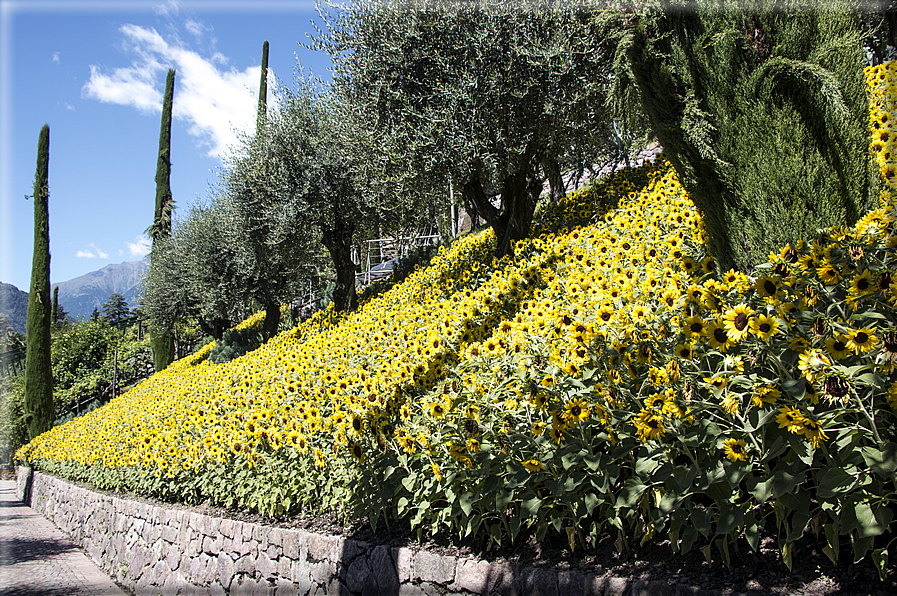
<box><xmin>24</xmin><ymin>124</ymin><xmax>54</xmax><ymax>440</ymax></box>
<box><xmin>611</xmin><ymin>1</ymin><xmax>876</xmax><ymax>272</ymax></box>
<box><xmin>256</xmin><ymin>41</ymin><xmax>281</xmax><ymax>340</ymax></box>
<box><xmin>149</xmin><ymin>68</ymin><xmax>176</xmax><ymax>371</ymax></box>
<box><xmin>51</xmin><ymin>286</ymin><xmax>58</xmax><ymax>329</ymax></box>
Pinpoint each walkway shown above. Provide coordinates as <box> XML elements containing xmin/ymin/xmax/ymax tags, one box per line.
<box><xmin>0</xmin><ymin>480</ymin><xmax>127</xmax><ymax>596</ymax></box>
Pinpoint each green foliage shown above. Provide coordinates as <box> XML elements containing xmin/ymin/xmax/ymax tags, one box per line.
<box><xmin>610</xmin><ymin>0</ymin><xmax>877</xmax><ymax>271</ymax></box>
<box><xmin>0</xmin><ymin>375</ymin><xmax>28</xmax><ymax>467</ymax></box>
<box><xmin>312</xmin><ymin>0</ymin><xmax>618</xmax><ymax>258</ymax></box>
<box><xmin>25</xmin><ymin>124</ymin><xmax>53</xmax><ymax>441</ymax></box>
<box><xmin>51</xmin><ymin>321</ymin><xmax>152</xmax><ymax>419</ymax></box>
<box><xmin>100</xmin><ymin>293</ymin><xmax>133</xmax><ymax>325</ymax></box>
<box><xmin>208</xmin><ymin>327</ymin><xmax>263</xmax><ymax>364</ymax></box>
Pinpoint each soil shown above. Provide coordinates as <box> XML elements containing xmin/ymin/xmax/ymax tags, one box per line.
<box><xmin>9</xmin><ymin>466</ymin><xmax>895</xmax><ymax>595</ymax></box>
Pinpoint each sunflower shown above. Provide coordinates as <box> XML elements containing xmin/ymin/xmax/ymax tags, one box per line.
<box><xmin>846</xmin><ymin>326</ymin><xmax>879</xmax><ymax>354</ymax></box>
<box><xmin>563</xmin><ymin>397</ymin><xmax>591</xmax><ymax>424</ymax></box>
<box><xmin>751</xmin><ymin>385</ymin><xmax>780</xmax><ymax>408</ymax></box>
<box><xmin>633</xmin><ymin>409</ymin><xmax>666</xmax><ymax>442</ymax></box>
<box><xmin>824</xmin><ymin>334</ymin><xmax>851</xmax><ymax>360</ymax></box>
<box><xmin>682</xmin><ymin>315</ymin><xmax>707</xmax><ymax>340</ymax></box>
<box><xmin>704</xmin><ymin>374</ymin><xmax>727</xmax><ymax>391</ymax></box>
<box><xmin>749</xmin><ymin>314</ymin><xmax>780</xmax><ymax>340</ymax></box>
<box><xmin>776</xmin><ymin>406</ymin><xmax>805</xmax><ymax>434</ymax></box>
<box><xmin>799</xmin><ymin>416</ymin><xmax>829</xmax><ymax>448</ymax></box>
<box><xmin>816</xmin><ymin>264</ymin><xmax>842</xmax><ymax>285</ymax></box>
<box><xmin>707</xmin><ymin>320</ymin><xmax>733</xmax><ymax>351</ymax></box>
<box><xmin>674</xmin><ymin>343</ymin><xmax>694</xmax><ymax>360</ymax></box>
<box><xmin>722</xmin><ymin>438</ymin><xmax>748</xmax><ymax>462</ymax></box>
<box><xmin>428</xmin><ymin>399</ymin><xmax>449</xmax><ymax>420</ymax></box>
<box><xmin>522</xmin><ymin>458</ymin><xmax>545</xmax><ymax>472</ymax></box>
<box><xmin>755</xmin><ymin>275</ymin><xmax>783</xmax><ymax>300</ymax></box>
<box><xmin>349</xmin><ymin>442</ymin><xmax>365</xmax><ymax>463</ymax></box>
<box><xmin>849</xmin><ymin>269</ymin><xmax>876</xmax><ymax>298</ymax></box>
<box><xmin>722</xmin><ymin>304</ymin><xmax>752</xmax><ymax>342</ymax></box>
<box><xmin>798</xmin><ymin>348</ymin><xmax>831</xmax><ymax>384</ymax></box>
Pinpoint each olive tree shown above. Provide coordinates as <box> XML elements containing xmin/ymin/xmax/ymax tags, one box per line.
<box><xmin>311</xmin><ymin>0</ymin><xmax>618</xmax><ymax>258</ymax></box>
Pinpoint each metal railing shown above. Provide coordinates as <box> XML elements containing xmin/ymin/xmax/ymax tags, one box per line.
<box><xmin>355</xmin><ymin>234</ymin><xmax>441</xmax><ymax>285</ymax></box>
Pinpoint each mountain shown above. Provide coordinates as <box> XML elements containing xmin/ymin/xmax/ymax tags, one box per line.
<box><xmin>53</xmin><ymin>257</ymin><xmax>149</xmax><ymax>321</ymax></box>
<box><xmin>0</xmin><ymin>283</ymin><xmax>29</xmax><ymax>335</ymax></box>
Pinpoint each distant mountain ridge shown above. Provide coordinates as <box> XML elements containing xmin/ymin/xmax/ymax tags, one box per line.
<box><xmin>0</xmin><ymin>283</ymin><xmax>29</xmax><ymax>334</ymax></box>
<box><xmin>0</xmin><ymin>258</ymin><xmax>149</xmax><ymax>326</ymax></box>
<box><xmin>53</xmin><ymin>257</ymin><xmax>149</xmax><ymax>320</ymax></box>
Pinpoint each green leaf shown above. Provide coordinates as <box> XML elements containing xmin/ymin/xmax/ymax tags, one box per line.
<box><xmin>747</xmin><ymin>476</ymin><xmax>773</xmax><ymax>503</ymax></box>
<box><xmin>584</xmin><ymin>492</ymin><xmax>600</xmax><ymax>515</ymax></box>
<box><xmin>857</xmin><ymin>372</ymin><xmax>886</xmax><ymax>388</ymax></box>
<box><xmin>772</xmin><ymin>468</ymin><xmax>806</xmax><ymax>498</ymax></box>
<box><xmin>716</xmin><ymin>503</ymin><xmax>743</xmax><ymax>536</ymax></box>
<box><xmin>691</xmin><ymin>507</ymin><xmax>713</xmax><ymax>538</ymax></box>
<box><xmin>824</xmin><ymin>522</ymin><xmax>840</xmax><ymax>564</ymax></box>
<box><xmin>583</xmin><ymin>453</ymin><xmax>603</xmax><ymax>471</ymax></box>
<box><xmin>855</xmin><ymin>500</ymin><xmax>894</xmax><ymax>539</ymax></box>
<box><xmin>521</xmin><ymin>496</ymin><xmax>542</xmax><ymax>518</ymax></box>
<box><xmin>816</xmin><ymin>466</ymin><xmax>858</xmax><ymax>500</ymax></box>
<box><xmin>459</xmin><ymin>491</ymin><xmax>475</xmax><ymax>516</ymax></box>
<box><xmin>615</xmin><ymin>478</ymin><xmax>648</xmax><ymax>509</ymax></box>
<box><xmin>495</xmin><ymin>490</ymin><xmax>513</xmax><ymax>511</ymax></box>
<box><xmin>871</xmin><ymin>548</ymin><xmax>889</xmax><ymax>582</ymax></box>
<box><xmin>781</xmin><ymin>378</ymin><xmax>806</xmax><ymax>399</ymax></box>
<box><xmin>861</xmin><ymin>442</ymin><xmax>897</xmax><ymax>478</ymax></box>
<box><xmin>680</xmin><ymin>526</ymin><xmax>698</xmax><ymax>555</ymax></box>
<box><xmin>744</xmin><ymin>512</ymin><xmax>760</xmax><ymax>552</ymax></box>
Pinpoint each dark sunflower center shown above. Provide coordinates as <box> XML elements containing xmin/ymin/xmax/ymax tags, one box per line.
<box><xmin>731</xmin><ymin>444</ymin><xmax>743</xmax><ymax>454</ymax></box>
<box><xmin>714</xmin><ymin>328</ymin><xmax>728</xmax><ymax>343</ymax></box>
<box><xmin>856</xmin><ymin>332</ymin><xmax>869</xmax><ymax>344</ymax></box>
<box><xmin>734</xmin><ymin>313</ymin><xmax>748</xmax><ymax>330</ymax></box>
<box><xmin>691</xmin><ymin>322</ymin><xmax>703</xmax><ymax>333</ymax></box>
<box><xmin>647</xmin><ymin>419</ymin><xmax>660</xmax><ymax>429</ymax></box>
<box><xmin>759</xmin><ymin>323</ymin><xmax>771</xmax><ymax>333</ymax></box>
<box><xmin>834</xmin><ymin>341</ymin><xmax>847</xmax><ymax>351</ymax></box>
<box><xmin>763</xmin><ymin>280</ymin><xmax>777</xmax><ymax>295</ymax></box>
<box><xmin>570</xmin><ymin>406</ymin><xmax>581</xmax><ymax>417</ymax></box>
<box><xmin>858</xmin><ymin>278</ymin><xmax>870</xmax><ymax>291</ymax></box>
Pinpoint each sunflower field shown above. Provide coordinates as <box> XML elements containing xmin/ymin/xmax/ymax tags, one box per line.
<box><xmin>16</xmin><ymin>62</ymin><xmax>897</xmax><ymax>573</ymax></box>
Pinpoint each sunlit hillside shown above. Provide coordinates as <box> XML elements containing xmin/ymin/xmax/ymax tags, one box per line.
<box><xmin>18</xmin><ymin>62</ymin><xmax>897</xmax><ymax>568</ymax></box>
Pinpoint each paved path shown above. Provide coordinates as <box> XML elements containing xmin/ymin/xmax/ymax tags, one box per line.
<box><xmin>0</xmin><ymin>480</ymin><xmax>128</xmax><ymax>596</ymax></box>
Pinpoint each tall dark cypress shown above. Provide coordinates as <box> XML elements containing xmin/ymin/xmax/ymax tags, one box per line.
<box><xmin>51</xmin><ymin>286</ymin><xmax>58</xmax><ymax>329</ymax></box>
<box><xmin>256</xmin><ymin>41</ymin><xmax>281</xmax><ymax>340</ymax></box>
<box><xmin>149</xmin><ymin>69</ymin><xmax>176</xmax><ymax>371</ymax></box>
<box><xmin>24</xmin><ymin>124</ymin><xmax>53</xmax><ymax>439</ymax></box>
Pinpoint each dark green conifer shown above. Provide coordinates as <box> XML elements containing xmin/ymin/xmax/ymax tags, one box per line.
<box><xmin>51</xmin><ymin>286</ymin><xmax>58</xmax><ymax>329</ymax></box>
<box><xmin>612</xmin><ymin>1</ymin><xmax>876</xmax><ymax>271</ymax></box>
<box><xmin>149</xmin><ymin>69</ymin><xmax>176</xmax><ymax>371</ymax></box>
<box><xmin>24</xmin><ymin>124</ymin><xmax>54</xmax><ymax>439</ymax></box>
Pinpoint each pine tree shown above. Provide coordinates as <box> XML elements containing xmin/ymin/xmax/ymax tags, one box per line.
<box><xmin>149</xmin><ymin>69</ymin><xmax>176</xmax><ymax>371</ymax></box>
<box><xmin>611</xmin><ymin>1</ymin><xmax>876</xmax><ymax>272</ymax></box>
<box><xmin>24</xmin><ymin>124</ymin><xmax>54</xmax><ymax>439</ymax></box>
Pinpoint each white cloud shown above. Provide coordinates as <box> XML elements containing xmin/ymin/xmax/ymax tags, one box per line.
<box><xmin>76</xmin><ymin>243</ymin><xmax>109</xmax><ymax>259</ymax></box>
<box><xmin>82</xmin><ymin>22</ymin><xmax>266</xmax><ymax>158</ymax></box>
<box><xmin>52</xmin><ymin>52</ymin><xmax>60</xmax><ymax>63</ymax></box>
<box><xmin>153</xmin><ymin>1</ymin><xmax>180</xmax><ymax>18</ymax></box>
<box><xmin>127</xmin><ymin>235</ymin><xmax>152</xmax><ymax>258</ymax></box>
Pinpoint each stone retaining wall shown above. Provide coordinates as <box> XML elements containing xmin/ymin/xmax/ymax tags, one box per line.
<box><xmin>17</xmin><ymin>468</ymin><xmax>658</xmax><ymax>596</ymax></box>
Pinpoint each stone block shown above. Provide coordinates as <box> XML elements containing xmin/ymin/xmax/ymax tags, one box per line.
<box><xmin>220</xmin><ymin>518</ymin><xmax>234</xmax><ymax>538</ymax></box>
<box><xmin>307</xmin><ymin>532</ymin><xmax>332</xmax><ymax>562</ymax></box>
<box><xmin>275</xmin><ymin>578</ymin><xmax>299</xmax><ymax>596</ymax></box>
<box><xmin>345</xmin><ymin>554</ymin><xmax>372</xmax><ymax>593</ymax></box>
<box><xmin>342</xmin><ymin>538</ymin><xmax>368</xmax><ymax>564</ymax></box>
<box><xmin>520</xmin><ymin>568</ymin><xmax>558</xmax><ymax>596</ymax></box>
<box><xmin>485</xmin><ymin>561</ymin><xmax>518</xmax><ymax>596</ymax></box>
<box><xmin>232</xmin><ymin>576</ymin><xmax>260</xmax><ymax>596</ymax></box>
<box><xmin>452</xmin><ymin>558</ymin><xmax>491</xmax><ymax>594</ymax></box>
<box><xmin>392</xmin><ymin>547</ymin><xmax>413</xmax><ymax>583</ymax></box>
<box><xmin>162</xmin><ymin>525</ymin><xmax>179</xmax><ymax>543</ymax></box>
<box><xmin>631</xmin><ymin>579</ymin><xmax>671</xmax><ymax>596</ymax></box>
<box><xmin>128</xmin><ymin>546</ymin><xmax>148</xmax><ymax>581</ymax></box>
<box><xmin>414</xmin><ymin>550</ymin><xmax>456</xmax><ymax>585</ymax></box>
<box><xmin>235</xmin><ymin>554</ymin><xmax>256</xmax><ymax>576</ymax></box>
<box><xmin>371</xmin><ymin>545</ymin><xmax>398</xmax><ymax>594</ymax></box>
<box><xmin>605</xmin><ymin>577</ymin><xmax>630</xmax><ymax>596</ymax></box>
<box><xmin>584</xmin><ymin>573</ymin><xmax>607</xmax><ymax>596</ymax></box>
<box><xmin>308</xmin><ymin>560</ymin><xmax>337</xmax><ymax>586</ymax></box>
<box><xmin>218</xmin><ymin>552</ymin><xmax>236</xmax><ymax>590</ymax></box>
<box><xmin>257</xmin><ymin>551</ymin><xmax>277</xmax><ymax>581</ymax></box>
<box><xmin>398</xmin><ymin>584</ymin><xmax>427</xmax><ymax>596</ymax></box>
<box><xmin>203</xmin><ymin>535</ymin><xmax>218</xmax><ymax>554</ymax></box>
<box><xmin>269</xmin><ymin>528</ymin><xmax>284</xmax><ymax>547</ymax></box>
<box><xmin>283</xmin><ymin>530</ymin><xmax>300</xmax><ymax>560</ymax></box>
<box><xmin>267</xmin><ymin>544</ymin><xmax>281</xmax><ymax>561</ymax></box>
<box><xmin>558</xmin><ymin>570</ymin><xmax>586</xmax><ymax>596</ymax></box>
<box><xmin>167</xmin><ymin>543</ymin><xmax>182</xmax><ymax>571</ymax></box>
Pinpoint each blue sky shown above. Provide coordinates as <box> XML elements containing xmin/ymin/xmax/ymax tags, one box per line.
<box><xmin>1</xmin><ymin>0</ymin><xmax>334</xmax><ymax>292</ymax></box>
